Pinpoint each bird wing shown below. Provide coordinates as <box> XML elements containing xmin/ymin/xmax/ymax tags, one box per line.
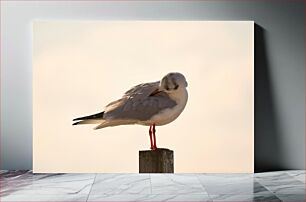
<box><xmin>73</xmin><ymin>81</ymin><xmax>177</xmax><ymax>128</ymax></box>
<box><xmin>103</xmin><ymin>81</ymin><xmax>177</xmax><ymax>121</ymax></box>
<box><xmin>123</xmin><ymin>81</ymin><xmax>160</xmax><ymax>100</ymax></box>
<box><xmin>105</xmin><ymin>95</ymin><xmax>177</xmax><ymax>121</ymax></box>
<box><xmin>103</xmin><ymin>81</ymin><xmax>160</xmax><ymax>112</ymax></box>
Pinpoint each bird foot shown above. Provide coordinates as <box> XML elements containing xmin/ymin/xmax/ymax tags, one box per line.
<box><xmin>151</xmin><ymin>146</ymin><xmax>157</xmax><ymax>150</ymax></box>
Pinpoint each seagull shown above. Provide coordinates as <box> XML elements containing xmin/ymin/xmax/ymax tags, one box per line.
<box><xmin>72</xmin><ymin>72</ymin><xmax>188</xmax><ymax>150</ymax></box>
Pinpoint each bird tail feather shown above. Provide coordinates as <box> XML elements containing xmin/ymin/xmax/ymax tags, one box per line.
<box><xmin>72</xmin><ymin>119</ymin><xmax>102</xmax><ymax>125</ymax></box>
<box><xmin>73</xmin><ymin>111</ymin><xmax>104</xmax><ymax>121</ymax></box>
<box><xmin>94</xmin><ymin>120</ymin><xmax>137</xmax><ymax>130</ymax></box>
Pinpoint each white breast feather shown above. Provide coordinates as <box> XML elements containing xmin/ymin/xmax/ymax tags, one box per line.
<box><xmin>141</xmin><ymin>88</ymin><xmax>188</xmax><ymax>126</ymax></box>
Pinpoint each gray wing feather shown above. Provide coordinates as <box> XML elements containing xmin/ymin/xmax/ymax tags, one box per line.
<box><xmin>106</xmin><ymin>96</ymin><xmax>176</xmax><ymax>121</ymax></box>
<box><xmin>123</xmin><ymin>81</ymin><xmax>160</xmax><ymax>100</ymax></box>
<box><xmin>104</xmin><ymin>81</ymin><xmax>177</xmax><ymax>121</ymax></box>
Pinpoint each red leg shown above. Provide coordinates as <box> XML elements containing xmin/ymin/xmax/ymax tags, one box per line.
<box><xmin>149</xmin><ymin>125</ymin><xmax>154</xmax><ymax>150</ymax></box>
<box><xmin>152</xmin><ymin>123</ymin><xmax>157</xmax><ymax>150</ymax></box>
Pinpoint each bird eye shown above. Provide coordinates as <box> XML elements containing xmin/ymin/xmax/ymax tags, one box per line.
<box><xmin>174</xmin><ymin>85</ymin><xmax>179</xmax><ymax>90</ymax></box>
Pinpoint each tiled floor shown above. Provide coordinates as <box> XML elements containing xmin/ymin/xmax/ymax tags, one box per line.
<box><xmin>0</xmin><ymin>170</ymin><xmax>305</xmax><ymax>201</ymax></box>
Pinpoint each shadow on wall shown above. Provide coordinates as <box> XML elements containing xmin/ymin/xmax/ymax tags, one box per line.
<box><xmin>255</xmin><ymin>24</ymin><xmax>284</xmax><ymax>172</ymax></box>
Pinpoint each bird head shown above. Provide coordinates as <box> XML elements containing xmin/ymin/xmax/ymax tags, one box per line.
<box><xmin>160</xmin><ymin>72</ymin><xmax>188</xmax><ymax>92</ymax></box>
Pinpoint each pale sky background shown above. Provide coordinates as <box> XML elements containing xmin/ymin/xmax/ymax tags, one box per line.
<box><xmin>33</xmin><ymin>21</ymin><xmax>254</xmax><ymax>173</ymax></box>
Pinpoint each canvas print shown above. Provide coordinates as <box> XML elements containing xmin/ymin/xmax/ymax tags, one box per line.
<box><xmin>33</xmin><ymin>21</ymin><xmax>254</xmax><ymax>173</ymax></box>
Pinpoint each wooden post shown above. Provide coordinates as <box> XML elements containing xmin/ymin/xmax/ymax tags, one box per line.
<box><xmin>139</xmin><ymin>148</ymin><xmax>174</xmax><ymax>173</ymax></box>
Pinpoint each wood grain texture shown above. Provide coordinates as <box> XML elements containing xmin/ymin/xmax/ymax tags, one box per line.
<box><xmin>139</xmin><ymin>148</ymin><xmax>174</xmax><ymax>173</ymax></box>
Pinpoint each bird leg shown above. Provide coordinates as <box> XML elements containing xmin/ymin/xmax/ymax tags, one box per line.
<box><xmin>152</xmin><ymin>123</ymin><xmax>157</xmax><ymax>150</ymax></box>
<box><xmin>149</xmin><ymin>125</ymin><xmax>154</xmax><ymax>150</ymax></box>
